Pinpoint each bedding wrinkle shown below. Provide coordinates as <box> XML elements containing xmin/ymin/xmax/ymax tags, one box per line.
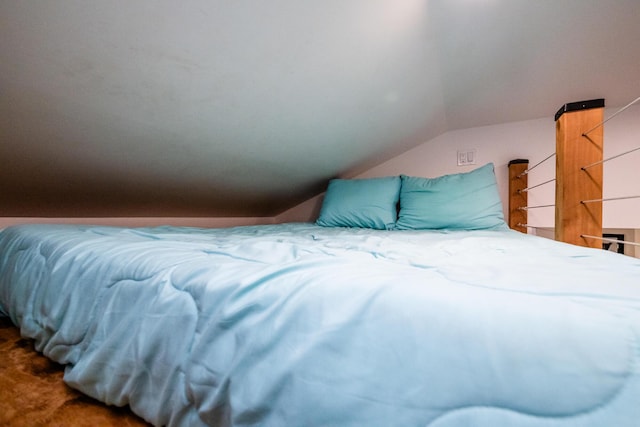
<box><xmin>191</xmin><ymin>251</ymin><xmax>422</xmax><ymax>425</ymax></box>
<box><xmin>424</xmin><ymin>327</ymin><xmax>639</xmax><ymax>425</ymax></box>
<box><xmin>186</xmin><ymin>259</ymin><xmax>354</xmax><ymax>421</ymax></box>
<box><xmin>428</xmin><ymin>338</ymin><xmax>640</xmax><ymax>426</ymax></box>
<box><xmin>1</xmin><ymin>223</ymin><xmax>640</xmax><ymax>426</ymax></box>
<box><xmin>61</xmin><ymin>265</ymin><xmax>201</xmax><ymax>425</ymax></box>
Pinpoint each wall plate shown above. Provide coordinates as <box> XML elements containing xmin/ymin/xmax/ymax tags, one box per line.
<box><xmin>457</xmin><ymin>149</ymin><xmax>477</xmax><ymax>166</ymax></box>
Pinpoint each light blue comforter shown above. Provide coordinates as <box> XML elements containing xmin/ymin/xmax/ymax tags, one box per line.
<box><xmin>0</xmin><ymin>223</ymin><xmax>639</xmax><ymax>426</ymax></box>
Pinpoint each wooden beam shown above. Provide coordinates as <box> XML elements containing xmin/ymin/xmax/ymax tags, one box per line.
<box><xmin>508</xmin><ymin>159</ymin><xmax>528</xmax><ymax>233</ymax></box>
<box><xmin>555</xmin><ymin>99</ymin><xmax>604</xmax><ymax>248</ymax></box>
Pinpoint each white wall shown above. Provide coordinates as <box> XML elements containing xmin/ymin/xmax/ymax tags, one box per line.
<box><xmin>278</xmin><ymin>106</ymin><xmax>640</xmax><ymax>230</ymax></box>
<box><xmin>277</xmin><ymin>116</ymin><xmax>557</xmax><ymax>224</ymax></box>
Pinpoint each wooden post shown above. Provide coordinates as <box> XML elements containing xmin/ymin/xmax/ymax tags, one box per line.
<box><xmin>555</xmin><ymin>99</ymin><xmax>604</xmax><ymax>248</ymax></box>
<box><xmin>508</xmin><ymin>159</ymin><xmax>528</xmax><ymax>233</ymax></box>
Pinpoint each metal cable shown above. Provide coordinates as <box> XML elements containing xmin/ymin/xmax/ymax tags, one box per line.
<box><xmin>582</xmin><ymin>96</ymin><xmax>640</xmax><ymax>137</ymax></box>
<box><xmin>517</xmin><ymin>153</ymin><xmax>555</xmax><ymax>178</ymax></box>
<box><xmin>582</xmin><ymin>235</ymin><xmax>640</xmax><ymax>248</ymax></box>
<box><xmin>581</xmin><ymin>195</ymin><xmax>640</xmax><ymax>204</ymax></box>
<box><xmin>518</xmin><ymin>178</ymin><xmax>556</xmax><ymax>193</ymax></box>
<box><xmin>582</xmin><ymin>146</ymin><xmax>640</xmax><ymax>170</ymax></box>
<box><xmin>518</xmin><ymin>204</ymin><xmax>555</xmax><ymax>211</ymax></box>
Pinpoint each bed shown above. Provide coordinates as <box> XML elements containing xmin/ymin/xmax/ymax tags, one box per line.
<box><xmin>1</xmin><ymin>161</ymin><xmax>640</xmax><ymax>426</ymax></box>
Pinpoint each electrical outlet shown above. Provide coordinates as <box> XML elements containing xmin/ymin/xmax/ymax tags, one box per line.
<box><xmin>457</xmin><ymin>151</ymin><xmax>466</xmax><ymax>165</ymax></box>
<box><xmin>457</xmin><ymin>149</ymin><xmax>477</xmax><ymax>166</ymax></box>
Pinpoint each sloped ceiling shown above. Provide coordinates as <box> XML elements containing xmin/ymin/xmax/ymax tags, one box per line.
<box><xmin>1</xmin><ymin>0</ymin><xmax>639</xmax><ymax>217</ymax></box>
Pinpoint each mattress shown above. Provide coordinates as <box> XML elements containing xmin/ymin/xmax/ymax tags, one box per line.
<box><xmin>0</xmin><ymin>223</ymin><xmax>639</xmax><ymax>426</ymax></box>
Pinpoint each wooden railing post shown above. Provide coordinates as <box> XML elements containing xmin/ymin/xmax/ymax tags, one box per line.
<box><xmin>554</xmin><ymin>99</ymin><xmax>604</xmax><ymax>248</ymax></box>
<box><xmin>508</xmin><ymin>159</ymin><xmax>528</xmax><ymax>233</ymax></box>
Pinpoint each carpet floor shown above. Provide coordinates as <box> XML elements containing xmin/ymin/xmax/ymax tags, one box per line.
<box><xmin>0</xmin><ymin>316</ymin><xmax>150</xmax><ymax>426</ymax></box>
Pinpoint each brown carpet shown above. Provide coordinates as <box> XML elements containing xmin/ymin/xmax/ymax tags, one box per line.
<box><xmin>0</xmin><ymin>316</ymin><xmax>151</xmax><ymax>426</ymax></box>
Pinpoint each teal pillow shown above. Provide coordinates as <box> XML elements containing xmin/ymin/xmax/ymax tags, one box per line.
<box><xmin>396</xmin><ymin>163</ymin><xmax>505</xmax><ymax>230</ymax></box>
<box><xmin>316</xmin><ymin>176</ymin><xmax>401</xmax><ymax>230</ymax></box>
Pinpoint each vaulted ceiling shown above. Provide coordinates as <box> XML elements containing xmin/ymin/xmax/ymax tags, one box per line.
<box><xmin>1</xmin><ymin>0</ymin><xmax>639</xmax><ymax>217</ymax></box>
